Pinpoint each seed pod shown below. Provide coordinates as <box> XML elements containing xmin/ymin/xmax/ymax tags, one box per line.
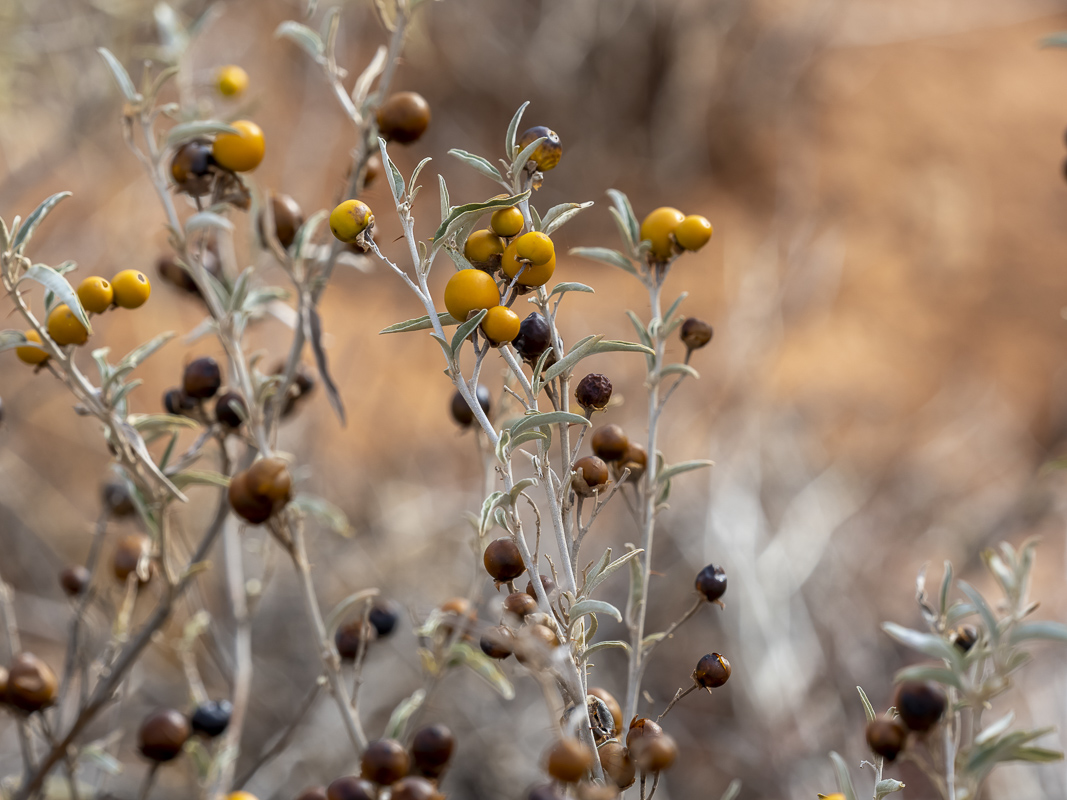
<box><xmin>598</xmin><ymin>741</ymin><xmax>636</xmax><ymax>789</ymax></box>
<box><xmin>585</xmin><ymin>694</ymin><xmax>617</xmax><ymax>741</ymax></box>
<box><xmin>102</xmin><ymin>479</ymin><xmax>136</xmax><ymax>517</ymax></box>
<box><xmin>483</xmin><ymin>537</ymin><xmax>526</xmax><ymax>581</ymax></box>
<box><xmin>503</xmin><ymin>591</ymin><xmax>538</xmax><ymax>619</ymax></box>
<box><xmin>326</xmin><ymin>776</ymin><xmax>376</xmax><ymax>800</ymax></box>
<box><xmin>514</xmin><ymin>312</ymin><xmax>553</xmax><ymax>363</ymax></box>
<box><xmin>591</xmin><ymin>425</ymin><xmax>629</xmax><ymax>462</ymax></box>
<box><xmin>411</xmin><ymin>723</ymin><xmax>455</xmax><ymax>777</ymax></box>
<box><xmin>545</xmin><ymin>738</ymin><xmax>593</xmax><ymax>783</ymax></box>
<box><xmin>525</xmin><ymin>573</ymin><xmax>558</xmax><ymax>600</ymax></box>
<box><xmin>361</xmin><ymin>738</ymin><xmax>410</xmax><ymax>785</ymax></box>
<box><xmin>183</xmin><ymin>357</ymin><xmax>222</xmax><ymax>400</ymax></box>
<box><xmin>215</xmin><ymin>392</ymin><xmax>247</xmax><ymax>430</ymax></box>
<box><xmin>391</xmin><ymin>777</ymin><xmax>442</xmax><ymax>800</ymax></box>
<box><xmin>228</xmin><ymin>471</ymin><xmax>274</xmax><ymax>524</ymax></box>
<box><xmin>480</xmin><ymin>625</ymin><xmax>515</xmax><ymax>659</ymax></box>
<box><xmin>693</xmin><ymin>653</ymin><xmax>731</xmax><ymax>688</ymax></box>
<box><xmin>6</xmin><ymin>653</ymin><xmax>58</xmax><ymax>713</ymax></box>
<box><xmin>258</xmin><ymin>193</ymin><xmax>305</xmax><ymax>250</ymax></box>
<box><xmin>572</xmin><ymin>456</ymin><xmax>609</xmax><ymax>497</ymax></box>
<box><xmin>164</xmin><ymin>388</ymin><xmax>197</xmax><ymax>416</ymax></box>
<box><xmin>866</xmin><ymin>718</ymin><xmax>907</xmax><ymax>761</ymax></box>
<box><xmin>137</xmin><ymin>708</ymin><xmax>191</xmax><ymax>762</ymax></box>
<box><xmin>695</xmin><ymin>563</ymin><xmax>727</xmax><ymax>602</ymax></box>
<box><xmin>625</xmin><ymin>717</ymin><xmax>663</xmax><ymax>755</ymax></box>
<box><xmin>952</xmin><ymin>624</ymin><xmax>978</xmax><ymax>653</ymax></box>
<box><xmin>575</xmin><ymin>374</ymin><xmax>612</xmax><ymax>412</ymax></box>
<box><xmin>377</xmin><ymin>92</ymin><xmax>431</xmax><ymax>145</ymax></box>
<box><xmin>334</xmin><ymin>619</ymin><xmax>378</xmax><ymax>661</ymax></box>
<box><xmin>59</xmin><ymin>565</ymin><xmax>91</xmax><ymax>597</ymax></box>
<box><xmin>450</xmin><ymin>385</ymin><xmax>491</xmax><ymax>427</ymax></box>
<box><xmin>368</xmin><ymin>600</ymin><xmax>401</xmax><ymax>638</ymax></box>
<box><xmin>894</xmin><ymin>681</ymin><xmax>946</xmax><ymax>732</ymax></box>
<box><xmin>190</xmin><ymin>699</ymin><xmax>233</xmax><ymax>738</ymax></box>
<box><xmin>634</xmin><ymin>732</ymin><xmax>677</xmax><ymax>773</ymax></box>
<box><xmin>680</xmin><ymin>318</ymin><xmax>713</xmax><ymax>352</ymax></box>
<box><xmin>112</xmin><ymin>533</ymin><xmax>151</xmax><ymax>583</ymax></box>
<box><xmin>618</xmin><ymin>443</ymin><xmax>647</xmax><ymax>481</ymax></box>
<box><xmin>295</xmin><ymin>787</ymin><xmax>328</xmax><ymax>800</ymax></box>
<box><xmin>588</xmin><ymin>687</ymin><xmax>623</xmax><ymax>736</ymax></box>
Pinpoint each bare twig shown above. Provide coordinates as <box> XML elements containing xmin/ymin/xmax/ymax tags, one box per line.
<box><xmin>234</xmin><ymin>683</ymin><xmax>324</xmax><ymax>789</ymax></box>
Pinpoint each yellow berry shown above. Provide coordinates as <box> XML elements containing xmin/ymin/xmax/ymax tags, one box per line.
<box><xmin>490</xmin><ymin>207</ymin><xmax>524</xmax><ymax>238</ymax></box>
<box><xmin>515</xmin><ymin>231</ymin><xmax>554</xmax><ymax>266</ymax></box>
<box><xmin>330</xmin><ymin>200</ymin><xmax>374</xmax><ymax>243</ymax></box>
<box><xmin>76</xmin><ymin>276</ymin><xmax>114</xmax><ymax>314</ymax></box>
<box><xmin>216</xmin><ymin>65</ymin><xmax>249</xmax><ymax>97</ymax></box>
<box><xmin>16</xmin><ymin>330</ymin><xmax>49</xmax><ymax>365</ymax></box>
<box><xmin>444</xmin><ymin>269</ymin><xmax>500</xmax><ymax>322</ymax></box>
<box><xmin>111</xmin><ymin>270</ymin><xmax>152</xmax><ymax>309</ymax></box>
<box><xmin>675</xmin><ymin>215</ymin><xmax>713</xmax><ymax>251</ymax></box>
<box><xmin>463</xmin><ymin>230</ymin><xmax>505</xmax><ymax>266</ymax></box>
<box><xmin>640</xmin><ymin>207</ymin><xmax>685</xmax><ymax>261</ymax></box>
<box><xmin>227</xmin><ymin>793</ymin><xmax>259</xmax><ymax>800</ymax></box>
<box><xmin>481</xmin><ymin>305</ymin><xmax>521</xmax><ymax>345</ymax></box>
<box><xmin>821</xmin><ymin>795</ymin><xmax>846</xmax><ymax>800</ymax></box>
<box><xmin>47</xmin><ymin>305</ymin><xmax>88</xmax><ymax>346</ymax></box>
<box><xmin>212</xmin><ymin>120</ymin><xmax>265</xmax><ymax>172</ymax></box>
<box><xmin>501</xmin><ymin>239</ymin><xmax>556</xmax><ymax>287</ymax></box>
<box><xmin>517</xmin><ymin>126</ymin><xmax>563</xmax><ymax>171</ymax></box>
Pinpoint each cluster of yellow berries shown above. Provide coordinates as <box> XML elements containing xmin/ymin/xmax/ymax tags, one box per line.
<box><xmin>15</xmin><ymin>271</ymin><xmax>151</xmax><ymax>365</ymax></box>
<box><xmin>639</xmin><ymin>207</ymin><xmax>713</xmax><ymax>261</ymax></box>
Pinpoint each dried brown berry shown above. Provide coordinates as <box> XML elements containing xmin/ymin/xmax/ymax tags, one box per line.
<box><xmin>59</xmin><ymin>565</ymin><xmax>91</xmax><ymax>597</ymax></box>
<box><xmin>618</xmin><ymin>443</ymin><xmax>647</xmax><ymax>481</ymax></box>
<box><xmin>572</xmin><ymin>455</ymin><xmax>609</xmax><ymax>497</ymax></box>
<box><xmin>480</xmin><ymin>624</ymin><xmax>515</xmax><ymax>659</ymax></box>
<box><xmin>245</xmin><ymin>457</ymin><xmax>293</xmax><ymax>507</ymax></box>
<box><xmin>164</xmin><ymin>388</ymin><xmax>197</xmax><ymax>416</ymax></box>
<box><xmin>326</xmin><ymin>776</ymin><xmax>375</xmax><ymax>800</ymax></box>
<box><xmin>503</xmin><ymin>591</ymin><xmax>538</xmax><ymax>619</ymax></box>
<box><xmin>545</xmin><ymin>738</ymin><xmax>593</xmax><ymax>783</ymax></box>
<box><xmin>598</xmin><ymin>741</ymin><xmax>636</xmax><ymax>789</ymax></box>
<box><xmin>894</xmin><ymin>681</ymin><xmax>947</xmax><ymax>733</ymax></box>
<box><xmin>102</xmin><ymin>479</ymin><xmax>136</xmax><ymax>517</ymax></box>
<box><xmin>258</xmin><ymin>193</ymin><xmax>305</xmax><ymax>250</ymax></box>
<box><xmin>693</xmin><ymin>653</ymin><xmax>731</xmax><ymax>688</ymax></box>
<box><xmin>634</xmin><ymin>732</ymin><xmax>677</xmax><ymax>773</ymax></box>
<box><xmin>411</xmin><ymin>723</ymin><xmax>455</xmax><ymax>777</ymax></box>
<box><xmin>450</xmin><ymin>385</ymin><xmax>491</xmax><ymax>427</ymax></box>
<box><xmin>514</xmin><ymin>623</ymin><xmax>560</xmax><ymax>667</ymax></box>
<box><xmin>137</xmin><ymin>708</ymin><xmax>191</xmax><ymax>762</ymax></box>
<box><xmin>695</xmin><ymin>563</ymin><xmax>727</xmax><ymax>602</ymax></box>
<box><xmin>158</xmin><ymin>253</ymin><xmax>197</xmax><ymax>293</ymax></box>
<box><xmin>625</xmin><ymin>717</ymin><xmax>663</xmax><ymax>755</ymax></box>
<box><xmin>483</xmin><ymin>537</ymin><xmax>526</xmax><ymax>581</ymax></box>
<box><xmin>112</xmin><ymin>533</ymin><xmax>151</xmax><ymax>583</ymax></box>
<box><xmin>361</xmin><ymin>738</ymin><xmax>410</xmax><ymax>785</ymax></box>
<box><xmin>334</xmin><ymin>619</ymin><xmax>377</xmax><ymax>661</ymax></box>
<box><xmin>6</xmin><ymin>653</ymin><xmax>58</xmax><ymax>713</ymax></box>
<box><xmin>680</xmin><ymin>318</ymin><xmax>713</xmax><ymax>352</ymax></box>
<box><xmin>575</xmin><ymin>373</ymin><xmax>612</xmax><ymax>412</ymax></box>
<box><xmin>215</xmin><ymin>392</ymin><xmax>247</xmax><ymax>430</ymax></box>
<box><xmin>952</xmin><ymin>624</ymin><xmax>979</xmax><ymax>653</ymax></box>
<box><xmin>591</xmin><ymin>425</ymin><xmax>629</xmax><ymax>462</ymax></box>
<box><xmin>183</xmin><ymin>357</ymin><xmax>222</xmax><ymax>400</ymax></box>
<box><xmin>228</xmin><ymin>471</ymin><xmax>274</xmax><ymax>525</ymax></box>
<box><xmin>170</xmin><ymin>140</ymin><xmax>215</xmax><ymax>195</ymax></box>
<box><xmin>525</xmin><ymin>573</ymin><xmax>557</xmax><ymax>600</ymax></box>
<box><xmin>377</xmin><ymin>92</ymin><xmax>431</xmax><ymax>145</ymax></box>
<box><xmin>390</xmin><ymin>777</ymin><xmax>442</xmax><ymax>800</ymax></box>
<box><xmin>295</xmin><ymin>786</ymin><xmax>328</xmax><ymax>800</ymax></box>
<box><xmin>866</xmin><ymin>718</ymin><xmax>907</xmax><ymax>761</ymax></box>
<box><xmin>588</xmin><ymin>687</ymin><xmax>623</xmax><ymax>736</ymax></box>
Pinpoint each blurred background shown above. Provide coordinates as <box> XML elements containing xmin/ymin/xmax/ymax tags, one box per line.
<box><xmin>2</xmin><ymin>0</ymin><xmax>1067</xmax><ymax>798</ymax></box>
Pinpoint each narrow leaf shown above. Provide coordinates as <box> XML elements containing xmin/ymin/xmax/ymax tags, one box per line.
<box><xmin>510</xmin><ymin>410</ymin><xmax>589</xmax><ymax>440</ymax></box>
<box><xmin>97</xmin><ymin>48</ymin><xmax>140</xmax><ymax>101</ymax></box>
<box><xmin>384</xmin><ymin>689</ymin><xmax>425</xmax><ymax>741</ymax></box>
<box><xmin>586</xmin><ymin>548</ymin><xmax>644</xmax><ymax>596</ymax></box>
<box><xmin>505</xmin><ymin>101</ymin><xmax>530</xmax><ymax>159</ymax></box>
<box><xmin>166</xmin><ymin>121</ymin><xmax>238</xmax><ymax>146</ymax></box>
<box><xmin>1009</xmin><ymin>620</ymin><xmax>1067</xmax><ymax>645</ymax></box>
<box><xmin>857</xmin><ymin>686</ymin><xmax>875</xmax><ymax>723</ymax></box>
<box><xmin>380</xmin><ymin>312</ymin><xmax>460</xmax><ymax>334</ymax></box>
<box><xmin>451</xmin><ymin>308</ymin><xmax>488</xmax><ymax>356</ymax></box>
<box><xmin>570</xmin><ymin>599</ymin><xmax>622</xmax><ymax>625</ymax></box>
<box><xmin>274</xmin><ymin>21</ymin><xmax>325</xmax><ymax>60</ymax></box>
<box><xmin>580</xmin><ymin>640</ymin><xmax>631</xmax><ymax>662</ymax></box>
<box><xmin>448</xmin><ymin>149</ymin><xmax>503</xmax><ymax>183</ymax></box>
<box><xmin>657</xmin><ymin>459</ymin><xmax>714</xmax><ymax>484</ymax></box>
<box><xmin>541</xmin><ymin>201</ymin><xmax>593</xmax><ymax>236</ymax></box>
<box><xmin>432</xmin><ymin>192</ymin><xmax>530</xmax><ymax>245</ymax></box>
<box><xmin>570</xmin><ymin>246</ymin><xmax>637</xmax><ymax>275</ymax></box>
<box><xmin>291</xmin><ymin>493</ymin><xmax>352</xmax><ymax>537</ymax></box>
<box><xmin>828</xmin><ymin>752</ymin><xmax>858</xmax><ymax>800</ymax></box>
<box><xmin>548</xmin><ymin>282</ymin><xmax>594</xmax><ymax>298</ymax></box>
<box><xmin>13</xmin><ymin>192</ymin><xmax>72</xmax><ymax>254</ymax></box>
<box><xmin>305</xmin><ymin>306</ymin><xmax>346</xmax><ymax>425</ymax></box>
<box><xmin>882</xmin><ymin>622</ymin><xmax>960</xmax><ymax>665</ymax></box>
<box><xmin>20</xmin><ymin>263</ymin><xmax>91</xmax><ymax>333</ymax></box>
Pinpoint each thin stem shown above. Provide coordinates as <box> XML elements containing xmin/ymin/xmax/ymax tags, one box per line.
<box><xmin>642</xmin><ymin>597</ymin><xmax>705</xmax><ymax>662</ymax></box>
<box><xmin>234</xmin><ymin>683</ymin><xmax>324</xmax><ymax>789</ymax></box>
<box><xmin>657</xmin><ymin>684</ymin><xmax>697</xmax><ymax>722</ymax></box>
<box><xmin>137</xmin><ymin>763</ymin><xmax>159</xmax><ymax>800</ymax></box>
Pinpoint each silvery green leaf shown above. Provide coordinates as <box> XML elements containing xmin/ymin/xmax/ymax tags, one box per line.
<box><xmin>228</xmin><ymin>268</ymin><xmax>252</xmax><ymax>313</ymax></box>
<box><xmin>275</xmin><ymin>21</ymin><xmax>325</xmax><ymax>61</ymax></box>
<box><xmin>13</xmin><ymin>192</ymin><xmax>72</xmax><ymax>254</ymax></box>
<box><xmin>1041</xmin><ymin>33</ymin><xmax>1067</xmax><ymax>48</ymax></box>
<box><xmin>510</xmin><ymin>410</ymin><xmax>589</xmax><ymax>440</ymax></box>
<box><xmin>305</xmin><ymin>306</ymin><xmax>346</xmax><ymax>425</ymax></box>
<box><xmin>97</xmin><ymin>48</ymin><xmax>141</xmax><ymax>102</ymax></box>
<box><xmin>444</xmin><ymin>245</ymin><xmax>477</xmax><ymax>273</ymax></box>
<box><xmin>128</xmin><ymin>413</ymin><xmax>199</xmax><ymax>434</ymax></box>
<box><xmin>185</xmin><ymin>211</ymin><xmax>234</xmax><ymax>234</ymax></box>
<box><xmin>78</xmin><ymin>744</ymin><xmax>123</xmax><ymax>776</ymax></box>
<box><xmin>660</xmin><ymin>363</ymin><xmax>699</xmax><ymax>379</ymax></box>
<box><xmin>975</xmin><ymin>712</ymin><xmax>1016</xmax><ymax>746</ymax></box>
<box><xmin>939</xmin><ymin>559</ymin><xmax>953</xmax><ymax>616</ymax></box>
<box><xmin>576</xmin><ymin>610</ymin><xmax>598</xmax><ymax>646</ymax></box>
<box><xmin>541</xmin><ymin>201</ymin><xmax>593</xmax><ymax>236</ymax></box>
<box><xmin>107</xmin><ymin>332</ymin><xmax>175</xmax><ymax>388</ymax></box>
<box><xmin>570</xmin><ymin>599</ymin><xmax>622</xmax><ymax>625</ymax></box>
<box><xmin>171</xmin><ymin>470</ymin><xmax>230</xmax><ymax>489</ymax></box>
<box><xmin>608</xmin><ymin>208</ymin><xmax>636</xmax><ymax>257</ymax></box>
<box><xmin>507</xmin><ymin>477</ymin><xmax>538</xmax><ymax>502</ymax></box>
<box><xmin>410</xmin><ymin>157</ymin><xmax>433</xmax><ymax>193</ymax></box>
<box><xmin>243</xmin><ymin>287</ymin><xmax>289</xmax><ymax>313</ymax></box>
<box><xmin>323</xmin><ymin>588</ymin><xmax>379</xmax><ymax>638</ymax></box>
<box><xmin>378</xmin><ymin>138</ymin><xmax>406</xmax><ymax>206</ymax></box>
<box><xmin>882</xmin><ymin>622</ymin><xmax>959</xmax><ymax>665</ymax></box>
<box><xmin>432</xmin><ymin>192</ymin><xmax>530</xmax><ymax>246</ymax></box>
<box><xmin>505</xmin><ymin>101</ymin><xmax>530</xmax><ymax>159</ymax></box>
<box><xmin>658</xmin><ymin>459</ymin><xmax>714</xmax><ymax>484</ymax></box>
<box><xmin>20</xmin><ymin>263</ymin><xmax>92</xmax><ymax>333</ymax></box>
<box><xmin>529</xmin><ymin>204</ymin><xmax>541</xmax><ymax>232</ymax></box>
<box><xmin>662</xmin><ymin>291</ymin><xmax>688</xmax><ymax>326</ymax></box>
<box><xmin>1009</xmin><ymin>620</ymin><xmax>1067</xmax><ymax>645</ymax></box>
<box><xmin>828</xmin><ymin>752</ymin><xmax>857</xmax><ymax>800</ymax></box>
<box><xmin>982</xmin><ymin>549</ymin><xmax>1015</xmax><ymax>599</ymax></box>
<box><xmin>583</xmin><ymin>548</ymin><xmax>613</xmax><ymax>591</ymax></box>
<box><xmin>625</xmin><ymin>544</ymin><xmax>644</xmax><ymax>628</ymax></box>
<box><xmin>439</xmin><ymin>175</ymin><xmax>450</xmax><ymax>222</ymax></box>
<box><xmin>945</xmin><ymin>601</ymin><xmax>976</xmax><ymax>627</ymax></box>
<box><xmin>448</xmin><ymin>642</ymin><xmax>514</xmax><ymax>699</ymax></box>
<box><xmin>321</xmin><ymin>6</ymin><xmax>341</xmax><ymax>56</ymax></box>
<box><xmin>478</xmin><ymin>491</ymin><xmax>507</xmax><ymax>537</ymax></box>
<box><xmin>380</xmin><ymin>311</ymin><xmax>459</xmax><ymax>334</ymax></box>
<box><xmin>893</xmin><ymin>664</ymin><xmax>962</xmax><ymax>690</ymax></box>
<box><xmin>353</xmin><ymin>45</ymin><xmax>388</xmax><ymax>108</ymax></box>
<box><xmin>0</xmin><ymin>330</ymin><xmax>35</xmax><ymax>353</ymax></box>
<box><xmin>719</xmin><ymin>780</ymin><xmax>742</xmax><ymax>800</ymax></box>
<box><xmin>384</xmin><ymin>689</ymin><xmax>425</xmax><ymax>741</ymax></box>
<box><xmin>579</xmin><ymin>640</ymin><xmax>631</xmax><ymax>662</ymax></box>
<box><xmin>165</xmin><ymin>121</ymin><xmax>238</xmax><ymax>146</ymax></box>
<box><xmin>642</xmin><ymin>632</ymin><xmax>667</xmax><ymax>647</ymax></box>
<box><xmin>606</xmin><ymin>189</ymin><xmax>640</xmax><ymax>246</ymax></box>
<box><xmin>511</xmin><ymin>135</ymin><xmax>546</xmax><ymax>179</ymax></box>
<box><xmin>585</xmin><ymin>549</ymin><xmax>644</xmax><ymax>598</ymax></box>
<box><xmin>292</xmin><ymin>209</ymin><xmax>329</xmax><ymax>263</ymax></box>
<box><xmin>510</xmin><ymin>429</ymin><xmax>548</xmax><ymax>450</ymax></box>
<box><xmin>548</xmin><ymin>282</ymin><xmax>594</xmax><ymax>298</ymax></box>
<box><xmin>857</xmin><ymin>686</ymin><xmax>875</xmax><ymax>723</ymax></box>
<box><xmin>958</xmin><ymin>581</ymin><xmax>999</xmax><ymax>644</ymax></box>
<box><xmin>875</xmin><ymin>779</ymin><xmax>905</xmax><ymax>799</ymax></box>
<box><xmin>542</xmin><ymin>337</ymin><xmax>652</xmax><ymax>384</ymax></box>
<box><xmin>967</xmin><ymin>727</ymin><xmax>1060</xmax><ymax>775</ymax></box>
<box><xmin>451</xmin><ymin>308</ymin><xmax>488</xmax><ymax>356</ymax></box>
<box><xmin>448</xmin><ymin>149</ymin><xmax>503</xmax><ymax>183</ymax></box>
<box><xmin>570</xmin><ymin>246</ymin><xmax>638</xmax><ymax>276</ymax></box>
<box><xmin>0</xmin><ymin>215</ymin><xmax>9</xmax><ymax>252</ymax></box>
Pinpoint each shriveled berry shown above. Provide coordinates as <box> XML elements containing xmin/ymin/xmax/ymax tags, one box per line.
<box><xmin>894</xmin><ymin>681</ymin><xmax>946</xmax><ymax>733</ymax></box>
<box><xmin>215</xmin><ymin>391</ymin><xmax>247</xmax><ymax>429</ymax></box>
<box><xmin>183</xmin><ymin>357</ymin><xmax>222</xmax><ymax>400</ymax></box>
<box><xmin>259</xmin><ymin>193</ymin><xmax>305</xmax><ymax>250</ymax></box>
<box><xmin>411</xmin><ymin>723</ymin><xmax>455</xmax><ymax>777</ymax></box>
<box><xmin>634</xmin><ymin>732</ymin><xmax>677</xmax><ymax>773</ymax></box>
<box><xmin>598</xmin><ymin>741</ymin><xmax>635</xmax><ymax>789</ymax></box>
<box><xmin>572</xmin><ymin>455</ymin><xmax>609</xmax><ymax>497</ymax></box>
<box><xmin>866</xmin><ymin>718</ymin><xmax>907</xmax><ymax>761</ymax></box>
<box><xmin>391</xmin><ymin>777</ymin><xmax>442</xmax><ymax>800</ymax></box>
<box><xmin>138</xmin><ymin>708</ymin><xmax>190</xmax><ymax>762</ymax></box>
<box><xmin>591</xmin><ymin>425</ymin><xmax>629</xmax><ymax>462</ymax></box>
<box><xmin>546</xmin><ymin>738</ymin><xmax>593</xmax><ymax>783</ymax></box>
<box><xmin>695</xmin><ymin>563</ymin><xmax>727</xmax><ymax>602</ymax></box>
<box><xmin>326</xmin><ymin>777</ymin><xmax>375</xmax><ymax>800</ymax></box>
<box><xmin>368</xmin><ymin>600</ymin><xmax>401</xmax><ymax>637</ymax></box>
<box><xmin>59</xmin><ymin>565</ymin><xmax>91</xmax><ymax>597</ymax></box>
<box><xmin>517</xmin><ymin>126</ymin><xmax>563</xmax><ymax>171</ymax></box>
<box><xmin>102</xmin><ymin>479</ymin><xmax>136</xmax><ymax>516</ymax></box>
<box><xmin>361</xmin><ymin>738</ymin><xmax>410</xmax><ymax>785</ymax></box>
<box><xmin>681</xmin><ymin>318</ymin><xmax>713</xmax><ymax>351</ymax></box>
<box><xmin>377</xmin><ymin>92</ymin><xmax>431</xmax><ymax>145</ymax></box>
<box><xmin>6</xmin><ymin>653</ymin><xmax>58</xmax><ymax>713</ymax></box>
<box><xmin>450</xmin><ymin>385</ymin><xmax>491</xmax><ymax>428</ymax></box>
<box><xmin>170</xmin><ymin>140</ymin><xmax>215</xmax><ymax>195</ymax></box>
<box><xmin>504</xmin><ymin>591</ymin><xmax>538</xmax><ymax>619</ymax></box>
<box><xmin>952</xmin><ymin>624</ymin><xmax>979</xmax><ymax>653</ymax></box>
<box><xmin>588</xmin><ymin>687</ymin><xmax>623</xmax><ymax>735</ymax></box>
<box><xmin>334</xmin><ymin>619</ymin><xmax>377</xmax><ymax>661</ymax></box>
<box><xmin>484</xmin><ymin>537</ymin><xmax>526</xmax><ymax>581</ymax></box>
<box><xmin>693</xmin><ymin>653</ymin><xmax>731</xmax><ymax>688</ymax></box>
<box><xmin>575</xmin><ymin>374</ymin><xmax>612</xmax><ymax>411</ymax></box>
<box><xmin>583</xmin><ymin>694</ymin><xmax>617</xmax><ymax>741</ymax></box>
<box><xmin>480</xmin><ymin>625</ymin><xmax>515</xmax><ymax>659</ymax></box>
<box><xmin>514</xmin><ymin>312</ymin><xmax>553</xmax><ymax>363</ymax></box>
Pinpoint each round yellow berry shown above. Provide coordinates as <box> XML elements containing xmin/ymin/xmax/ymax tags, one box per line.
<box><xmin>490</xmin><ymin>207</ymin><xmax>524</xmax><ymax>238</ymax></box>
<box><xmin>640</xmin><ymin>207</ymin><xmax>685</xmax><ymax>261</ymax></box>
<box><xmin>444</xmin><ymin>269</ymin><xmax>500</xmax><ymax>322</ymax></box>
<box><xmin>216</xmin><ymin>65</ymin><xmax>249</xmax><ymax>97</ymax></box>
<box><xmin>517</xmin><ymin>126</ymin><xmax>563</xmax><ymax>172</ymax></box>
<box><xmin>111</xmin><ymin>270</ymin><xmax>152</xmax><ymax>309</ymax></box>
<box><xmin>675</xmin><ymin>215</ymin><xmax>713</xmax><ymax>251</ymax></box>
<box><xmin>481</xmin><ymin>305</ymin><xmax>521</xmax><ymax>345</ymax></box>
<box><xmin>47</xmin><ymin>305</ymin><xmax>88</xmax><ymax>346</ymax></box>
<box><xmin>212</xmin><ymin>120</ymin><xmax>265</xmax><ymax>172</ymax></box>
<box><xmin>821</xmin><ymin>795</ymin><xmax>846</xmax><ymax>800</ymax></box>
<box><xmin>501</xmin><ymin>239</ymin><xmax>556</xmax><ymax>287</ymax></box>
<box><xmin>515</xmin><ymin>231</ymin><xmax>554</xmax><ymax>266</ymax></box>
<box><xmin>463</xmin><ymin>230</ymin><xmax>505</xmax><ymax>267</ymax></box>
<box><xmin>16</xmin><ymin>330</ymin><xmax>49</xmax><ymax>365</ymax></box>
<box><xmin>227</xmin><ymin>793</ymin><xmax>259</xmax><ymax>800</ymax></box>
<box><xmin>76</xmin><ymin>276</ymin><xmax>114</xmax><ymax>314</ymax></box>
<box><xmin>329</xmin><ymin>200</ymin><xmax>374</xmax><ymax>244</ymax></box>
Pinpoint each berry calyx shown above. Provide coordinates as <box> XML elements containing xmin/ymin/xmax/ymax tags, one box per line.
<box><xmin>47</xmin><ymin>304</ymin><xmax>88</xmax><ymax>346</ymax></box>
<box><xmin>212</xmin><ymin>120</ymin><xmax>265</xmax><ymax>172</ymax></box>
<box><xmin>111</xmin><ymin>270</ymin><xmax>152</xmax><ymax>309</ymax></box>
<box><xmin>640</xmin><ymin>207</ymin><xmax>685</xmax><ymax>261</ymax></box>
<box><xmin>77</xmin><ymin>277</ymin><xmax>114</xmax><ymax>314</ymax></box>
<box><xmin>572</xmin><ymin>455</ymin><xmax>609</xmax><ymax>497</ymax></box>
<box><xmin>330</xmin><ymin>200</ymin><xmax>374</xmax><ymax>243</ymax></box>
<box><xmin>443</xmin><ymin>268</ymin><xmax>500</xmax><ymax>322</ymax></box>
<box><xmin>377</xmin><ymin>92</ymin><xmax>431</xmax><ymax>145</ymax></box>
